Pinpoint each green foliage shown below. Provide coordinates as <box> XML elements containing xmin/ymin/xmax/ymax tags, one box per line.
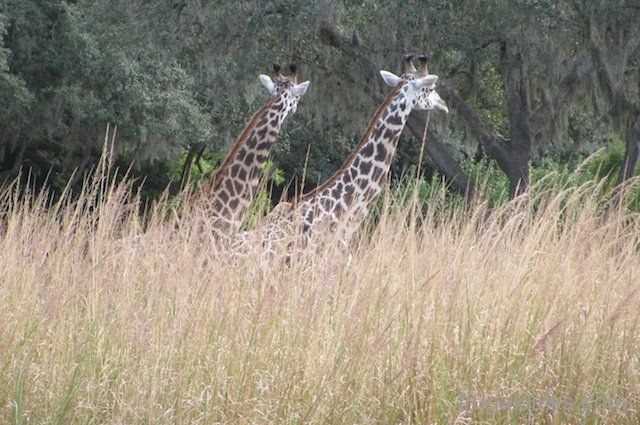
<box><xmin>0</xmin><ymin>14</ymin><xmax>32</xmax><ymax>127</ymax></box>
<box><xmin>584</xmin><ymin>138</ymin><xmax>626</xmax><ymax>186</ymax></box>
<box><xmin>242</xmin><ymin>159</ymin><xmax>286</xmax><ymax>230</ymax></box>
<box><xmin>582</xmin><ymin>139</ymin><xmax>640</xmax><ymax>211</ymax></box>
<box><xmin>464</xmin><ymin>156</ymin><xmax>510</xmax><ymax>205</ymax></box>
<box><xmin>472</xmin><ymin>64</ymin><xmax>509</xmax><ymax>139</ymax></box>
<box><xmin>1</xmin><ymin>0</ymin><xmax>212</xmax><ymax>190</ymax></box>
<box><xmin>1</xmin><ymin>0</ymin><xmax>639</xmax><ymax>212</ymax></box>
<box><xmin>393</xmin><ymin>136</ymin><xmax>640</xmax><ymax>215</ymax></box>
<box><xmin>242</xmin><ymin>189</ymin><xmax>274</xmax><ymax>231</ymax></box>
<box><xmin>266</xmin><ymin>160</ymin><xmax>286</xmax><ymax>187</ymax></box>
<box><xmin>169</xmin><ymin>148</ymin><xmax>223</xmax><ymax>183</ymax></box>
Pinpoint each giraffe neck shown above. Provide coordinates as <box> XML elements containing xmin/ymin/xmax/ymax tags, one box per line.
<box><xmin>193</xmin><ymin>93</ymin><xmax>289</xmax><ymax>237</ymax></box>
<box><xmin>296</xmin><ymin>83</ymin><xmax>412</xmax><ymax>232</ymax></box>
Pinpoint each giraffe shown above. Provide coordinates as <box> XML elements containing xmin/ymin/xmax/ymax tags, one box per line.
<box><xmin>183</xmin><ymin>63</ymin><xmax>310</xmax><ymax>242</ymax></box>
<box><xmin>234</xmin><ymin>55</ymin><xmax>448</xmax><ymax>255</ymax></box>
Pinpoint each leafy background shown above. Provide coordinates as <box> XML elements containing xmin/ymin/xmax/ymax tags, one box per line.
<box><xmin>1</xmin><ymin>0</ymin><xmax>638</xmax><ymax>203</ymax></box>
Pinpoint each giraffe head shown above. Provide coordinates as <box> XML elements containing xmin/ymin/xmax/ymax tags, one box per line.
<box><xmin>379</xmin><ymin>54</ymin><xmax>449</xmax><ymax>113</ymax></box>
<box><xmin>259</xmin><ymin>63</ymin><xmax>310</xmax><ymax>115</ymax></box>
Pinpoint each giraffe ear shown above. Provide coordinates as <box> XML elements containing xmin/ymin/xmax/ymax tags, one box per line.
<box><xmin>412</xmin><ymin>74</ymin><xmax>439</xmax><ymax>89</ymax></box>
<box><xmin>292</xmin><ymin>80</ymin><xmax>310</xmax><ymax>97</ymax></box>
<box><xmin>380</xmin><ymin>70</ymin><xmax>402</xmax><ymax>87</ymax></box>
<box><xmin>259</xmin><ymin>74</ymin><xmax>277</xmax><ymax>95</ymax></box>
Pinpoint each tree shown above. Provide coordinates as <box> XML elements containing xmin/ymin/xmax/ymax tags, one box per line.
<box><xmin>0</xmin><ymin>0</ymin><xmax>212</xmax><ymax>192</ymax></box>
<box><xmin>1</xmin><ymin>0</ymin><xmax>638</xmax><ymax>204</ymax></box>
<box><xmin>576</xmin><ymin>1</ymin><xmax>640</xmax><ymax>185</ymax></box>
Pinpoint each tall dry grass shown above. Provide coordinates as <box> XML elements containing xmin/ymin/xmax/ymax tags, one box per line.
<box><xmin>1</xmin><ymin>160</ymin><xmax>639</xmax><ymax>424</ymax></box>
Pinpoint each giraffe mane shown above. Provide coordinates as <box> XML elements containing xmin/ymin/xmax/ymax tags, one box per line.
<box><xmin>298</xmin><ymin>82</ymin><xmax>404</xmax><ymax>203</ymax></box>
<box><xmin>203</xmin><ymin>93</ymin><xmax>280</xmax><ymax>193</ymax></box>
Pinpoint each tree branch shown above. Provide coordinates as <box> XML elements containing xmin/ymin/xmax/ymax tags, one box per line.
<box><xmin>406</xmin><ymin>116</ymin><xmax>476</xmax><ymax>200</ymax></box>
<box><xmin>617</xmin><ymin>112</ymin><xmax>640</xmax><ymax>184</ymax></box>
<box><xmin>438</xmin><ymin>85</ymin><xmax>513</xmax><ymax>176</ymax></box>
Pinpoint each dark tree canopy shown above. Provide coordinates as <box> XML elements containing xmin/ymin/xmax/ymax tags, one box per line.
<box><xmin>1</xmin><ymin>0</ymin><xmax>639</xmax><ymax>200</ymax></box>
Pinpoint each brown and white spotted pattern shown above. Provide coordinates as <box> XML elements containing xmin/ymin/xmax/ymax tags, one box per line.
<box><xmin>234</xmin><ymin>56</ymin><xmax>448</xmax><ymax>255</ymax></box>
<box><xmin>184</xmin><ymin>64</ymin><xmax>309</xmax><ymax>242</ymax></box>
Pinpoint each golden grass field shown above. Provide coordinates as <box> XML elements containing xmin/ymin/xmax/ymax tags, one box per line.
<box><xmin>1</xmin><ymin>163</ymin><xmax>639</xmax><ymax>424</ymax></box>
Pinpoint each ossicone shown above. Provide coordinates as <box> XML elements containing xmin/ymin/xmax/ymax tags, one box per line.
<box><xmin>417</xmin><ymin>55</ymin><xmax>429</xmax><ymax>76</ymax></box>
<box><xmin>402</xmin><ymin>54</ymin><xmax>417</xmax><ymax>74</ymax></box>
<box><xmin>273</xmin><ymin>62</ymin><xmax>283</xmax><ymax>79</ymax></box>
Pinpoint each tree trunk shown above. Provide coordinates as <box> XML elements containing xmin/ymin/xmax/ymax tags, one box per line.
<box><xmin>179</xmin><ymin>144</ymin><xmax>198</xmax><ymax>190</ymax></box>
<box><xmin>617</xmin><ymin>112</ymin><xmax>640</xmax><ymax>185</ymax></box>
<box><xmin>439</xmin><ymin>86</ymin><xmax>513</xmax><ymax>176</ymax></box>
<box><xmin>501</xmin><ymin>34</ymin><xmax>532</xmax><ymax>198</ymax></box>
